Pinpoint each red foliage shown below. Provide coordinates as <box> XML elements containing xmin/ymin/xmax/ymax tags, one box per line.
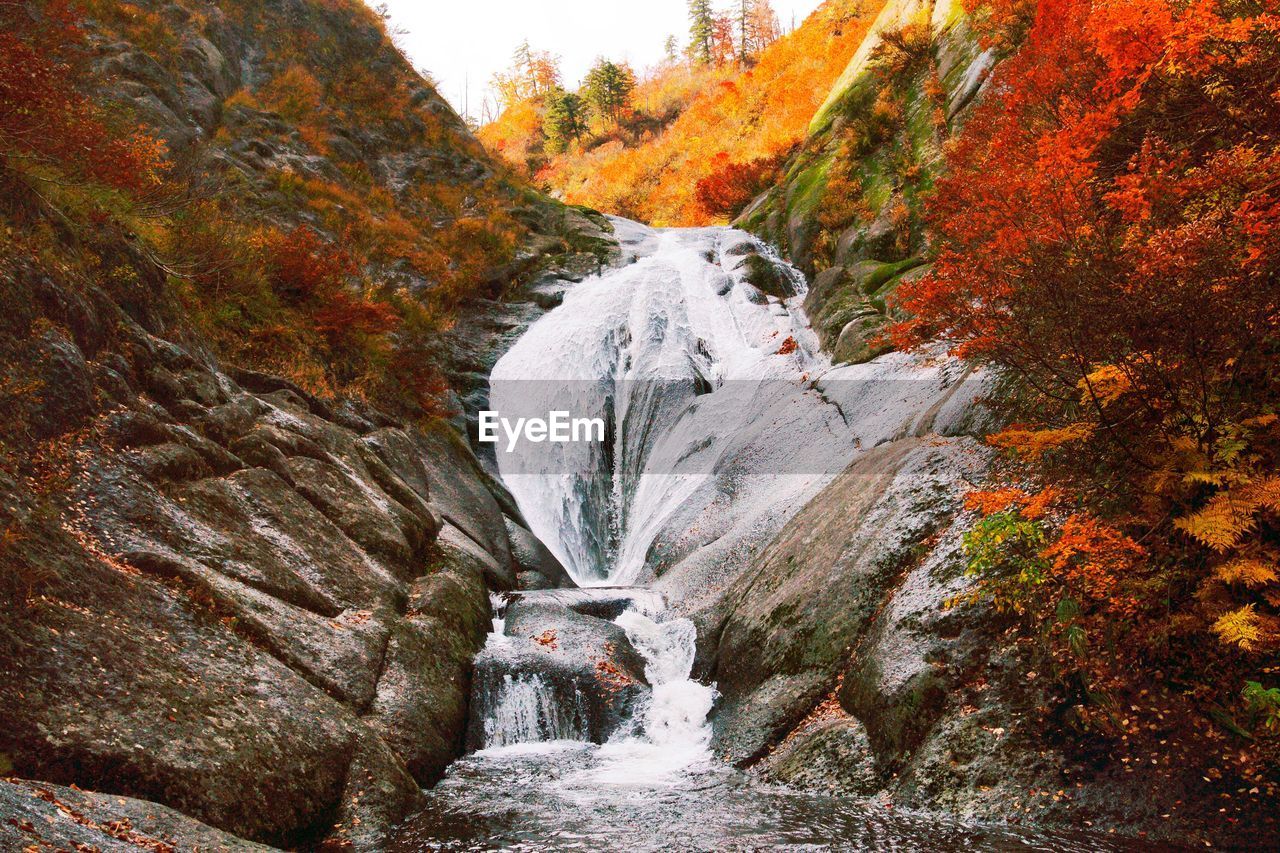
<box><xmin>894</xmin><ymin>0</ymin><xmax>1280</xmax><ymax>443</ymax></box>
<box><xmin>258</xmin><ymin>225</ymin><xmax>398</xmax><ymax>361</ymax></box>
<box><xmin>258</xmin><ymin>225</ymin><xmax>356</xmax><ymax>303</ymax></box>
<box><xmin>695</xmin><ymin>151</ymin><xmax>788</xmax><ymax>219</ymax></box>
<box><xmin>901</xmin><ymin>0</ymin><xmax>1280</xmax><ymax>710</ymax></box>
<box><xmin>0</xmin><ymin>0</ymin><xmax>165</xmax><ymax>191</ymax></box>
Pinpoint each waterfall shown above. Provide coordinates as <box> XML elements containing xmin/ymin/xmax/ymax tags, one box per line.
<box><xmin>468</xmin><ymin>588</ymin><xmax>715</xmax><ymax>770</ymax></box>
<box><xmin>490</xmin><ymin>220</ymin><xmax>977</xmax><ymax>592</ymax></box>
<box><xmin>490</xmin><ymin>223</ymin><xmax>824</xmax><ymax>586</ymax></box>
<box><xmin>478</xmin><ymin>673</ymin><xmax>590</xmax><ymax>748</ymax></box>
<box><xmin>470</xmin><ymin>218</ymin><xmax>980</xmax><ymax>771</ymax></box>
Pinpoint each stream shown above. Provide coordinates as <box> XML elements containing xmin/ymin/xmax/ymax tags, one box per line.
<box><xmin>392</xmin><ymin>222</ymin><xmax>1152</xmax><ymax>851</ymax></box>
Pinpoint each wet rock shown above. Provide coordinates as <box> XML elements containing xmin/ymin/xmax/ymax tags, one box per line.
<box><xmin>330</xmin><ymin>730</ymin><xmax>425</xmax><ymax>851</ymax></box>
<box><xmin>28</xmin><ymin>328</ymin><xmax>93</xmax><ymax>440</ymax></box>
<box><xmin>0</xmin><ymin>525</ymin><xmax>357</xmax><ymax>843</ymax></box>
<box><xmin>368</xmin><ymin>554</ymin><xmax>490</xmax><ymax>784</ymax></box>
<box><xmin>466</xmin><ymin>599</ymin><xmax>648</xmax><ymax>749</ymax></box>
<box><xmin>0</xmin><ymin>778</ymin><xmax>277</xmax><ymax>852</ymax></box>
<box><xmin>760</xmin><ymin>717</ymin><xmax>881</xmax><ymax>795</ymax></box>
<box><xmin>229</xmin><ymin>432</ymin><xmax>295</xmax><ymax>483</ymax></box>
<box><xmin>286</xmin><ymin>455</ymin><xmax>418</xmax><ymax>576</ymax></box>
<box><xmin>418</xmin><ymin>420</ymin><xmax>514</xmax><ymax>570</ymax></box>
<box><xmin>505</xmin><ymin>517</ymin><xmax>574</xmax><ymax>590</ymax></box>
<box><xmin>709</xmin><ymin>439</ymin><xmax>986</xmax><ymax>766</ymax></box>
<box><xmin>438</xmin><ymin>522</ymin><xmax>515</xmax><ymax>591</ymax></box>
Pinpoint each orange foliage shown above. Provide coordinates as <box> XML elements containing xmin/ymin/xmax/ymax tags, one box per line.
<box><xmin>695</xmin><ymin>151</ymin><xmax>788</xmax><ymax>218</ymax></box>
<box><xmin>484</xmin><ymin>0</ymin><xmax>878</xmax><ymax>225</ymax></box>
<box><xmin>965</xmin><ymin>486</ymin><xmax>1061</xmax><ymax>520</ymax></box>
<box><xmin>907</xmin><ymin>0</ymin><xmax>1280</xmax><ymax>711</ymax></box>
<box><xmin>1042</xmin><ymin>514</ymin><xmax>1145</xmax><ymax>616</ymax></box>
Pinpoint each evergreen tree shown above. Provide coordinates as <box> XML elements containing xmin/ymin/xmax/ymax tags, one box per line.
<box><xmin>664</xmin><ymin>34</ymin><xmax>680</xmax><ymax>63</ymax></box>
<box><xmin>582</xmin><ymin>59</ymin><xmax>636</xmax><ymax>127</ymax></box>
<box><xmin>543</xmin><ymin>88</ymin><xmax>587</xmax><ymax>154</ymax></box>
<box><xmin>687</xmin><ymin>0</ymin><xmax>714</xmax><ymax>65</ymax></box>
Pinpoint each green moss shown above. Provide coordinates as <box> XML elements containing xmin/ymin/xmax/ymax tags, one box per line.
<box><xmin>864</xmin><ymin>256</ymin><xmax>925</xmax><ymax>295</ymax></box>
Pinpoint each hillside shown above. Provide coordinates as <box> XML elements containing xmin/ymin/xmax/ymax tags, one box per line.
<box><xmin>740</xmin><ymin>0</ymin><xmax>991</xmax><ymax>363</ymax></box>
<box><xmin>0</xmin><ymin>0</ymin><xmax>603</xmax><ymax>848</ymax></box>
<box><xmin>724</xmin><ymin>0</ymin><xmax>1280</xmax><ymax>842</ymax></box>
<box><xmin>480</xmin><ymin>0</ymin><xmax>882</xmax><ymax>226</ymax></box>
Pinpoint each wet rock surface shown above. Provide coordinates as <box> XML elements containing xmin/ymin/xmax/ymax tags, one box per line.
<box><xmin>0</xmin><ymin>778</ymin><xmax>279</xmax><ymax>852</ymax></box>
<box><xmin>0</xmin><ymin>270</ymin><xmax>552</xmax><ymax>849</ymax></box>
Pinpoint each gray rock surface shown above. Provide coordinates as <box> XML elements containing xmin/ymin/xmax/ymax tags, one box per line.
<box><xmin>0</xmin><ymin>778</ymin><xmax>279</xmax><ymax>852</ymax></box>
<box><xmin>709</xmin><ymin>438</ymin><xmax>988</xmax><ymax>766</ymax></box>
<box><xmin>0</xmin><ymin>307</ymin><xmax>526</xmax><ymax>849</ymax></box>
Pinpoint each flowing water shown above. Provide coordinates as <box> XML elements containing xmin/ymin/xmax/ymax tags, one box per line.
<box><xmin>394</xmin><ymin>222</ymin><xmax>1154</xmax><ymax>851</ymax></box>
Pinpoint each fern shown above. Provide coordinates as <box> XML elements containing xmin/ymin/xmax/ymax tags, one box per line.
<box><xmin>1213</xmin><ymin>605</ymin><xmax>1262</xmax><ymax>651</ymax></box>
<box><xmin>1214</xmin><ymin>557</ymin><xmax>1279</xmax><ymax>589</ymax></box>
<box><xmin>1176</xmin><ymin>488</ymin><xmax>1262</xmax><ymax>551</ymax></box>
<box><xmin>1243</xmin><ymin>681</ymin><xmax>1280</xmax><ymax>735</ymax></box>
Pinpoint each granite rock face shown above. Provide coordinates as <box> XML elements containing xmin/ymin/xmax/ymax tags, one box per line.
<box><xmin>0</xmin><ymin>261</ymin><xmax>564</xmax><ymax>850</ymax></box>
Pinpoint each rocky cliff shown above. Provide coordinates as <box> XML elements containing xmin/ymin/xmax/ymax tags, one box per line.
<box><xmin>740</xmin><ymin>0</ymin><xmax>993</xmax><ymax>366</ymax></box>
<box><xmin>0</xmin><ymin>0</ymin><xmax>609</xmax><ymax>849</ymax></box>
<box><xmin>708</xmin><ymin>3</ymin><xmax>1272</xmax><ymax>847</ymax></box>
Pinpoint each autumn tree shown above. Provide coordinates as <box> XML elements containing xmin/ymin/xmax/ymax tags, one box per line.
<box><xmin>664</xmin><ymin>34</ymin><xmax>681</xmax><ymax>63</ymax></box>
<box><xmin>710</xmin><ymin>13</ymin><xmax>738</xmax><ymax>66</ymax></box>
<box><xmin>582</xmin><ymin>59</ymin><xmax>636</xmax><ymax>128</ymax></box>
<box><xmin>492</xmin><ymin>41</ymin><xmax>562</xmax><ymax>107</ymax></box>
<box><xmin>0</xmin><ymin>0</ymin><xmax>165</xmax><ymax>195</ymax></box>
<box><xmin>695</xmin><ymin>151</ymin><xmax>786</xmax><ymax>218</ymax></box>
<box><xmin>894</xmin><ymin>0</ymin><xmax>1280</xmax><ymax>703</ymax></box>
<box><xmin>737</xmin><ymin>0</ymin><xmax>780</xmax><ymax>63</ymax></box>
<box><xmin>745</xmin><ymin>0</ymin><xmax>781</xmax><ymax>57</ymax></box>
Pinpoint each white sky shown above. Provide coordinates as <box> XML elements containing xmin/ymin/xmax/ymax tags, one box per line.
<box><xmin>372</xmin><ymin>1</ymin><xmax>825</xmax><ymax>122</ymax></box>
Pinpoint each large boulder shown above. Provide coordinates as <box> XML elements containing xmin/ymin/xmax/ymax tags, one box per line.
<box><xmin>505</xmin><ymin>516</ymin><xmax>575</xmax><ymax>590</ymax></box>
<box><xmin>0</xmin><ymin>345</ymin><xmax>509</xmax><ymax>849</ymax></box>
<box><xmin>709</xmin><ymin>438</ymin><xmax>987</xmax><ymax>766</ymax></box>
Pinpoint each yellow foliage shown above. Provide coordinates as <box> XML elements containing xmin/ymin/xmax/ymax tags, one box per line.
<box><xmin>261</xmin><ymin>64</ymin><xmax>325</xmax><ymax>123</ymax></box>
<box><xmin>1212</xmin><ymin>605</ymin><xmax>1263</xmax><ymax>651</ymax></box>
<box><xmin>485</xmin><ymin>0</ymin><xmax>878</xmax><ymax>225</ymax></box>
<box><xmin>987</xmin><ymin>423</ymin><xmax>1095</xmax><ymax>459</ymax></box>
<box><xmin>1078</xmin><ymin>363</ymin><xmax>1133</xmax><ymax>407</ymax></box>
<box><xmin>1214</xmin><ymin>556</ymin><xmax>1280</xmax><ymax>589</ymax></box>
<box><xmin>1176</xmin><ymin>476</ymin><xmax>1280</xmax><ymax>552</ymax></box>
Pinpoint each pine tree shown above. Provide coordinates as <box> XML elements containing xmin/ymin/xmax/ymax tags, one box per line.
<box><xmin>664</xmin><ymin>34</ymin><xmax>680</xmax><ymax>63</ymax></box>
<box><xmin>582</xmin><ymin>59</ymin><xmax>636</xmax><ymax>128</ymax></box>
<box><xmin>688</xmin><ymin>0</ymin><xmax>714</xmax><ymax>65</ymax></box>
<box><xmin>543</xmin><ymin>88</ymin><xmax>587</xmax><ymax>154</ymax></box>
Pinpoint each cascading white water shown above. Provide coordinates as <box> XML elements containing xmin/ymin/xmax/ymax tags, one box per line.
<box><xmin>490</xmin><ymin>220</ymin><xmax>978</xmax><ymax>592</ymax></box>
<box><xmin>490</xmin><ymin>222</ymin><xmax>825</xmax><ymax>586</ymax></box>
<box><xmin>481</xmin><ymin>673</ymin><xmax>589</xmax><ymax>748</ymax></box>
<box><xmin>471</xmin><ymin>585</ymin><xmax>712</xmax><ymax>761</ymax></box>
<box><xmin>400</xmin><ymin>222</ymin><xmax>1129</xmax><ymax>852</ymax></box>
<box><xmin>472</xmin><ymin>218</ymin><xmax>980</xmax><ymax>777</ymax></box>
<box><xmin>584</xmin><ymin>609</ymin><xmax>716</xmax><ymax>785</ymax></box>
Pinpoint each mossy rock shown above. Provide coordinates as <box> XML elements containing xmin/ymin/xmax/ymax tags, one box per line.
<box><xmin>833</xmin><ymin>313</ymin><xmax>893</xmax><ymax>365</ymax></box>
<box><xmin>740</xmin><ymin>253</ymin><xmax>795</xmax><ymax>299</ymax></box>
<box><xmin>863</xmin><ymin>256</ymin><xmax>925</xmax><ymax>295</ymax></box>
